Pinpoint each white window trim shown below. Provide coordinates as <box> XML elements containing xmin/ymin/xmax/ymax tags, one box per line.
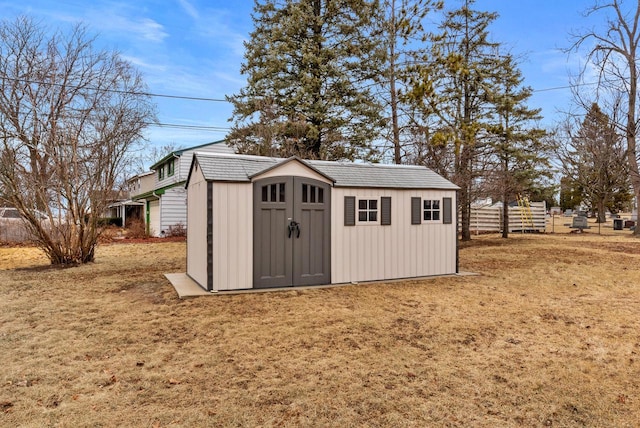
<box><xmin>423</xmin><ymin>199</ymin><xmax>441</xmax><ymax>222</ymax></box>
<box><xmin>356</xmin><ymin>198</ymin><xmax>380</xmax><ymax>225</ymax></box>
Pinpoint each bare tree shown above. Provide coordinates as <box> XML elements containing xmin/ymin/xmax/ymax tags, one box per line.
<box><xmin>0</xmin><ymin>17</ymin><xmax>155</xmax><ymax>264</ymax></box>
<box><xmin>570</xmin><ymin>0</ymin><xmax>640</xmax><ymax>234</ymax></box>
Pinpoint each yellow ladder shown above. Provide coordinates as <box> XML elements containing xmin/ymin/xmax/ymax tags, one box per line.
<box><xmin>517</xmin><ymin>195</ymin><xmax>534</xmax><ymax>232</ymax></box>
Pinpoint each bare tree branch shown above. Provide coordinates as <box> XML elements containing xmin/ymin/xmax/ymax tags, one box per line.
<box><xmin>0</xmin><ymin>17</ymin><xmax>156</xmax><ymax>264</ymax></box>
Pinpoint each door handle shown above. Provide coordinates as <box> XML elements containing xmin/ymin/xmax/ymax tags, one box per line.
<box><xmin>288</xmin><ymin>220</ymin><xmax>299</xmax><ymax>238</ymax></box>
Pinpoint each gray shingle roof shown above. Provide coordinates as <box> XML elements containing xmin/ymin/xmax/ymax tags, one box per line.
<box><xmin>190</xmin><ymin>153</ymin><xmax>459</xmax><ymax>190</ymax></box>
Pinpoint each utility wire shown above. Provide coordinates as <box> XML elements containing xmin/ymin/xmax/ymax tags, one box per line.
<box><xmin>1</xmin><ymin>74</ymin><xmax>602</xmax><ymax>102</ymax></box>
<box><xmin>151</xmin><ymin>122</ymin><xmax>230</xmax><ymax>131</ymax></box>
<box><xmin>0</xmin><ymin>75</ymin><xmax>228</xmax><ymax>102</ymax></box>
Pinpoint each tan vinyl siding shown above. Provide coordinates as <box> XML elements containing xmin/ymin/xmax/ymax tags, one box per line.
<box><xmin>128</xmin><ymin>172</ymin><xmax>155</xmax><ymax>199</ymax></box>
<box><xmin>160</xmin><ymin>187</ymin><xmax>187</xmax><ymax>233</ymax></box>
<box><xmin>211</xmin><ymin>182</ymin><xmax>253</xmax><ymax>291</ymax></box>
<box><xmin>331</xmin><ymin>188</ymin><xmax>457</xmax><ymax>284</ymax></box>
<box><xmin>254</xmin><ymin>161</ymin><xmax>332</xmax><ymax>184</ymax></box>
<box><xmin>186</xmin><ymin>166</ymin><xmax>208</xmax><ymax>288</ymax></box>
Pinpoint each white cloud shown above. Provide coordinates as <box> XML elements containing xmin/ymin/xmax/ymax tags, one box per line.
<box><xmin>135</xmin><ymin>18</ymin><xmax>168</xmax><ymax>42</ymax></box>
<box><xmin>177</xmin><ymin>0</ymin><xmax>199</xmax><ymax>20</ymax></box>
<box><xmin>194</xmin><ymin>9</ymin><xmax>248</xmax><ymax>57</ymax></box>
<box><xmin>120</xmin><ymin>54</ymin><xmax>168</xmax><ymax>73</ymax></box>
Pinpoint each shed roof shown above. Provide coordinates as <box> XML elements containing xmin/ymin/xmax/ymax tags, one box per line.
<box><xmin>189</xmin><ymin>152</ymin><xmax>459</xmax><ymax>190</ymax></box>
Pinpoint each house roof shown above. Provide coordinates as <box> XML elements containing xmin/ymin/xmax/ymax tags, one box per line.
<box><xmin>188</xmin><ymin>153</ymin><xmax>459</xmax><ymax>190</ymax></box>
<box><xmin>126</xmin><ymin>170</ymin><xmax>155</xmax><ymax>183</ymax></box>
<box><xmin>150</xmin><ymin>140</ymin><xmax>232</xmax><ymax>170</ymax></box>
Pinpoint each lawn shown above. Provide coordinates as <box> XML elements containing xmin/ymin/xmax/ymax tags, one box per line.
<box><xmin>1</xmin><ymin>223</ymin><xmax>639</xmax><ymax>427</ymax></box>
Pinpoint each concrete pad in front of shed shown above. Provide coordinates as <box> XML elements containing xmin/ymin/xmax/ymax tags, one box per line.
<box><xmin>164</xmin><ymin>271</ymin><xmax>479</xmax><ymax>298</ymax></box>
<box><xmin>164</xmin><ymin>273</ymin><xmax>211</xmax><ymax>298</ymax></box>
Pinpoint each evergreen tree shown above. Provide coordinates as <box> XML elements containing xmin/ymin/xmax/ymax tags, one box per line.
<box><xmin>559</xmin><ymin>176</ymin><xmax>583</xmax><ymax>212</ymax></box>
<box><xmin>379</xmin><ymin>0</ymin><xmax>442</xmax><ymax>164</ymax></box>
<box><xmin>228</xmin><ymin>0</ymin><xmax>385</xmax><ymax>161</ymax></box>
<box><xmin>487</xmin><ymin>54</ymin><xmax>550</xmax><ymax>238</ymax></box>
<box><xmin>558</xmin><ymin>103</ymin><xmax>630</xmax><ymax>222</ymax></box>
<box><xmin>407</xmin><ymin>0</ymin><xmax>500</xmax><ymax>241</ymax></box>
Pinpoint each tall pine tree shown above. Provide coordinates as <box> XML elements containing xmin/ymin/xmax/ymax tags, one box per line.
<box><xmin>407</xmin><ymin>0</ymin><xmax>500</xmax><ymax>241</ymax></box>
<box><xmin>487</xmin><ymin>54</ymin><xmax>549</xmax><ymax>238</ymax></box>
<box><xmin>558</xmin><ymin>103</ymin><xmax>630</xmax><ymax>222</ymax></box>
<box><xmin>379</xmin><ymin>0</ymin><xmax>442</xmax><ymax>164</ymax></box>
<box><xmin>228</xmin><ymin>0</ymin><xmax>385</xmax><ymax>160</ymax></box>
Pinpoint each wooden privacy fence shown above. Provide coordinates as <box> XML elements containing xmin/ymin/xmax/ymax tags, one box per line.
<box><xmin>463</xmin><ymin>201</ymin><xmax>547</xmax><ymax>233</ymax></box>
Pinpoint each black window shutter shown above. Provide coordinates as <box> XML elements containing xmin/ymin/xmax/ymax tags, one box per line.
<box><xmin>411</xmin><ymin>197</ymin><xmax>421</xmax><ymax>225</ymax></box>
<box><xmin>344</xmin><ymin>196</ymin><xmax>356</xmax><ymax>226</ymax></box>
<box><xmin>443</xmin><ymin>197</ymin><xmax>452</xmax><ymax>224</ymax></box>
<box><xmin>381</xmin><ymin>197</ymin><xmax>391</xmax><ymax>225</ymax></box>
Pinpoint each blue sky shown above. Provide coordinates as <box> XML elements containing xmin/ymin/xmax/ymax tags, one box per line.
<box><xmin>3</xmin><ymin>0</ymin><xmax>600</xmax><ymax>153</ymax></box>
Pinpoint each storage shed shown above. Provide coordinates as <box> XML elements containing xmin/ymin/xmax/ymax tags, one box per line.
<box><xmin>185</xmin><ymin>152</ymin><xmax>459</xmax><ymax>291</ymax></box>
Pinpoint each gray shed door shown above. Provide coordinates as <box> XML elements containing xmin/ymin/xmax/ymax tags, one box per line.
<box><xmin>253</xmin><ymin>176</ymin><xmax>330</xmax><ymax>288</ymax></box>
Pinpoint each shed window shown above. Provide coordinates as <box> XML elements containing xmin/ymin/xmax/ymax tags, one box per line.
<box><xmin>358</xmin><ymin>199</ymin><xmax>378</xmax><ymax>222</ymax></box>
<box><xmin>167</xmin><ymin>159</ymin><xmax>175</xmax><ymax>176</ymax></box>
<box><xmin>261</xmin><ymin>183</ymin><xmax>285</xmax><ymax>203</ymax></box>
<box><xmin>423</xmin><ymin>200</ymin><xmax>440</xmax><ymax>221</ymax></box>
<box><xmin>158</xmin><ymin>165</ymin><xmax>164</xmax><ymax>180</ymax></box>
<box><xmin>302</xmin><ymin>184</ymin><xmax>324</xmax><ymax>204</ymax></box>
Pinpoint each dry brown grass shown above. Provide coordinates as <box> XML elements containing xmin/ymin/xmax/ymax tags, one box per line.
<box><xmin>1</xmin><ymin>223</ymin><xmax>640</xmax><ymax>427</ymax></box>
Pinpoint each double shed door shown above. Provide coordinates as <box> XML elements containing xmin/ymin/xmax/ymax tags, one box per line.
<box><xmin>253</xmin><ymin>176</ymin><xmax>330</xmax><ymax>288</ymax></box>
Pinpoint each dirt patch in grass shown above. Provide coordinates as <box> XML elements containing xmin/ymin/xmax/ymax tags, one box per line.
<box><xmin>1</xmin><ymin>233</ymin><xmax>640</xmax><ymax>426</ymax></box>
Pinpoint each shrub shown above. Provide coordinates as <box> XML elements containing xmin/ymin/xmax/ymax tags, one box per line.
<box><xmin>98</xmin><ymin>217</ymin><xmax>122</xmax><ymax>227</ymax></box>
<box><xmin>167</xmin><ymin>222</ymin><xmax>186</xmax><ymax>237</ymax></box>
<box><xmin>126</xmin><ymin>219</ymin><xmax>149</xmax><ymax>239</ymax></box>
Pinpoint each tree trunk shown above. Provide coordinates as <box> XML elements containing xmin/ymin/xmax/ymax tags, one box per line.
<box><xmin>502</xmin><ymin>158</ymin><xmax>509</xmax><ymax>239</ymax></box>
<box><xmin>597</xmin><ymin>199</ymin><xmax>606</xmax><ymax>223</ymax></box>
<box><xmin>460</xmin><ymin>186</ymin><xmax>471</xmax><ymax>241</ymax></box>
<box><xmin>627</xmin><ymin>37</ymin><xmax>640</xmax><ymax>235</ymax></box>
<box><xmin>389</xmin><ymin>0</ymin><xmax>401</xmax><ymax>164</ymax></box>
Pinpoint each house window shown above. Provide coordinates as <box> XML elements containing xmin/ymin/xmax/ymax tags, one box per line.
<box><xmin>167</xmin><ymin>159</ymin><xmax>175</xmax><ymax>176</ymax></box>
<box><xmin>358</xmin><ymin>199</ymin><xmax>377</xmax><ymax>222</ymax></box>
<box><xmin>158</xmin><ymin>165</ymin><xmax>164</xmax><ymax>180</ymax></box>
<box><xmin>423</xmin><ymin>199</ymin><xmax>440</xmax><ymax>221</ymax></box>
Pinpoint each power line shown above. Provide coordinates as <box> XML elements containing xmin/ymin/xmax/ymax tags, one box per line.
<box><xmin>1</xmin><ymin>73</ymin><xmax>601</xmax><ymax>102</ymax></box>
<box><xmin>144</xmin><ymin>92</ymin><xmax>227</xmax><ymax>102</ymax></box>
<box><xmin>0</xmin><ymin>75</ymin><xmax>228</xmax><ymax>102</ymax></box>
<box><xmin>151</xmin><ymin>122</ymin><xmax>230</xmax><ymax>131</ymax></box>
<box><xmin>532</xmin><ymin>81</ymin><xmax>598</xmax><ymax>93</ymax></box>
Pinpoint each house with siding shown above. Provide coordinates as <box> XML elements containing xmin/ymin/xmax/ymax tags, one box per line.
<box><xmin>131</xmin><ymin>140</ymin><xmax>233</xmax><ymax>236</ymax></box>
<box><xmin>185</xmin><ymin>152</ymin><xmax>459</xmax><ymax>291</ymax></box>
